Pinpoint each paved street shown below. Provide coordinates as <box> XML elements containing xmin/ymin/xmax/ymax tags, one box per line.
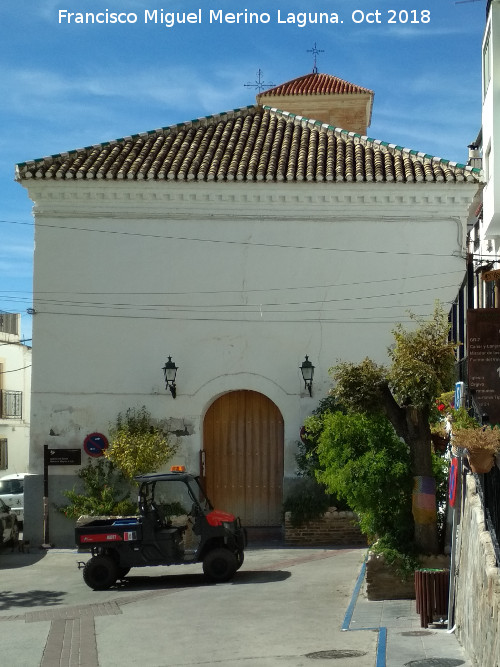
<box><xmin>0</xmin><ymin>544</ymin><xmax>472</xmax><ymax>666</ymax></box>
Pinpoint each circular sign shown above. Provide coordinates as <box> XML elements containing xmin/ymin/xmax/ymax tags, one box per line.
<box><xmin>83</xmin><ymin>432</ymin><xmax>109</xmax><ymax>458</ymax></box>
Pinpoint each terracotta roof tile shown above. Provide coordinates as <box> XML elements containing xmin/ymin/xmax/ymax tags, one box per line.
<box><xmin>257</xmin><ymin>72</ymin><xmax>373</xmax><ymax>97</ymax></box>
<box><xmin>16</xmin><ymin>106</ymin><xmax>481</xmax><ymax>184</ymax></box>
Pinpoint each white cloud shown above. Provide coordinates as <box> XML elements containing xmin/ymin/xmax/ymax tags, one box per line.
<box><xmin>1</xmin><ymin>63</ymin><xmax>246</xmax><ymax>119</ymax></box>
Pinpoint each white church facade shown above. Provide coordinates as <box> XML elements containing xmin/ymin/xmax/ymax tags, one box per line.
<box><xmin>16</xmin><ymin>72</ymin><xmax>481</xmax><ymax>545</ymax></box>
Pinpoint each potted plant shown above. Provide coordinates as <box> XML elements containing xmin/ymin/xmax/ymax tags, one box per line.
<box><xmin>451</xmin><ymin>423</ymin><xmax>500</xmax><ymax>473</ymax></box>
<box><xmin>430</xmin><ymin>422</ymin><xmax>449</xmax><ymax>453</ymax></box>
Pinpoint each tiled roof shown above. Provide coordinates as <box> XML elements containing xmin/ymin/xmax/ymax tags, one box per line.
<box><xmin>16</xmin><ymin>106</ymin><xmax>480</xmax><ymax>184</ymax></box>
<box><xmin>257</xmin><ymin>72</ymin><xmax>373</xmax><ymax>97</ymax></box>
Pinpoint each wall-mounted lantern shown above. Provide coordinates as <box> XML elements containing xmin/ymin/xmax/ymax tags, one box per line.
<box><xmin>162</xmin><ymin>356</ymin><xmax>178</xmax><ymax>398</ymax></box>
<box><xmin>300</xmin><ymin>355</ymin><xmax>315</xmax><ymax>397</ymax></box>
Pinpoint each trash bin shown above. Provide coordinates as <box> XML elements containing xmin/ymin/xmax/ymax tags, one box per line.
<box><xmin>414</xmin><ymin>568</ymin><xmax>449</xmax><ymax>628</ymax></box>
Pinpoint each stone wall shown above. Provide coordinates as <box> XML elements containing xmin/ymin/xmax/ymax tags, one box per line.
<box><xmin>454</xmin><ymin>474</ymin><xmax>500</xmax><ymax>667</ymax></box>
<box><xmin>284</xmin><ymin>508</ymin><xmax>366</xmax><ymax>547</ymax></box>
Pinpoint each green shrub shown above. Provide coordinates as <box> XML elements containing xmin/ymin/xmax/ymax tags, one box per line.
<box><xmin>58</xmin><ymin>458</ymin><xmax>137</xmax><ymax>519</ymax></box>
<box><xmin>283</xmin><ymin>481</ymin><xmax>347</xmax><ymax>528</ymax></box>
<box><xmin>314</xmin><ymin>411</ymin><xmax>414</xmax><ymax>547</ymax></box>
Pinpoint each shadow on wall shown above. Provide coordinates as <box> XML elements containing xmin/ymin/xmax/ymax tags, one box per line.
<box><xmin>23</xmin><ymin>473</ymin><xmax>80</xmax><ymax>548</ymax></box>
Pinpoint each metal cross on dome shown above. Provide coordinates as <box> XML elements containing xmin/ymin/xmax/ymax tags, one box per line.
<box><xmin>307</xmin><ymin>43</ymin><xmax>324</xmax><ymax>74</ymax></box>
<box><xmin>244</xmin><ymin>69</ymin><xmax>275</xmax><ymax>92</ymax></box>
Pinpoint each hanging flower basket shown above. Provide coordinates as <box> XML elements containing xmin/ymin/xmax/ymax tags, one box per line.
<box><xmin>466</xmin><ymin>448</ymin><xmax>495</xmax><ymax>474</ymax></box>
<box><xmin>451</xmin><ymin>425</ymin><xmax>500</xmax><ymax>474</ymax></box>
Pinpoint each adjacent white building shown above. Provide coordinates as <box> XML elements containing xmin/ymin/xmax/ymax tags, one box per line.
<box><xmin>16</xmin><ymin>72</ymin><xmax>481</xmax><ymax>545</ymax></box>
<box><xmin>0</xmin><ymin>313</ymin><xmax>31</xmax><ymax>475</ymax></box>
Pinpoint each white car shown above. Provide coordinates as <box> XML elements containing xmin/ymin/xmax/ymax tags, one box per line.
<box><xmin>0</xmin><ymin>473</ymin><xmax>33</xmax><ymax>525</ymax></box>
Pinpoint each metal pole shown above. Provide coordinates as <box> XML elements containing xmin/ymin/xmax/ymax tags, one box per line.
<box><xmin>42</xmin><ymin>445</ymin><xmax>50</xmax><ymax>547</ymax></box>
<box><xmin>447</xmin><ymin>455</ymin><xmax>463</xmax><ymax>630</ymax></box>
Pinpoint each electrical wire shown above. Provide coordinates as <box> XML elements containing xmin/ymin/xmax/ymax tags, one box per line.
<box><xmin>0</xmin><ymin>269</ymin><xmax>466</xmax><ymax>298</ymax></box>
<box><xmin>0</xmin><ymin>364</ymin><xmax>31</xmax><ymax>373</ymax></box>
<box><xmin>0</xmin><ymin>218</ymin><xmax>466</xmax><ymax>258</ymax></box>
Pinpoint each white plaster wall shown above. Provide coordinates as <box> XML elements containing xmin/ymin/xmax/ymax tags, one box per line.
<box><xmin>22</xmin><ymin>178</ymin><xmax>477</xmax><ymax>544</ymax></box>
<box><xmin>482</xmin><ymin>1</ymin><xmax>500</xmax><ymax>237</ymax></box>
<box><xmin>0</xmin><ymin>327</ymin><xmax>32</xmax><ymax>475</ymax></box>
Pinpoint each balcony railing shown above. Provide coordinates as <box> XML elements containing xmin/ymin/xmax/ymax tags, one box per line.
<box><xmin>0</xmin><ymin>390</ymin><xmax>22</xmax><ymax>419</ymax></box>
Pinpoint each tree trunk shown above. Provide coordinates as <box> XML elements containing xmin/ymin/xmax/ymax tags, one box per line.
<box><xmin>406</xmin><ymin>407</ymin><xmax>439</xmax><ymax>555</ymax></box>
<box><xmin>379</xmin><ymin>387</ymin><xmax>440</xmax><ymax>554</ymax></box>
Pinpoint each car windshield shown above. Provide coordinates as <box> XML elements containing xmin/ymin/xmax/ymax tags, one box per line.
<box><xmin>140</xmin><ymin>477</ymin><xmax>212</xmax><ymax>518</ymax></box>
<box><xmin>0</xmin><ymin>480</ymin><xmax>23</xmax><ymax>494</ymax></box>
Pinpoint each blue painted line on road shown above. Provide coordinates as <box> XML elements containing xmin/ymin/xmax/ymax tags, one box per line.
<box><xmin>376</xmin><ymin>627</ymin><xmax>387</xmax><ymax>667</ymax></box>
<box><xmin>342</xmin><ymin>559</ymin><xmax>366</xmax><ymax>631</ymax></box>
<box><xmin>342</xmin><ymin>556</ymin><xmax>387</xmax><ymax>667</ymax></box>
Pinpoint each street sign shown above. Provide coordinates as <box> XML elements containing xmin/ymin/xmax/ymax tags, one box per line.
<box><xmin>47</xmin><ymin>448</ymin><xmax>82</xmax><ymax>466</ymax></box>
<box><xmin>83</xmin><ymin>432</ymin><xmax>109</xmax><ymax>458</ymax></box>
<box><xmin>454</xmin><ymin>382</ymin><xmax>464</xmax><ymax>409</ymax></box>
<box><xmin>448</xmin><ymin>457</ymin><xmax>459</xmax><ymax>508</ymax></box>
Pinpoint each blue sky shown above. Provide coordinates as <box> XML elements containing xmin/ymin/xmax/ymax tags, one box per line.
<box><xmin>0</xmin><ymin>1</ymin><xmax>486</xmax><ymax>341</ymax></box>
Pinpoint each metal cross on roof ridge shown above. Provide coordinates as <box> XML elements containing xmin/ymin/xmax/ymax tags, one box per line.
<box><xmin>244</xmin><ymin>69</ymin><xmax>275</xmax><ymax>92</ymax></box>
<box><xmin>307</xmin><ymin>43</ymin><xmax>324</xmax><ymax>74</ymax></box>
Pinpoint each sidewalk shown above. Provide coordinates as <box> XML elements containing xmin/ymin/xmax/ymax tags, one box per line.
<box><xmin>344</xmin><ymin>561</ymin><xmax>473</xmax><ymax>667</ymax></box>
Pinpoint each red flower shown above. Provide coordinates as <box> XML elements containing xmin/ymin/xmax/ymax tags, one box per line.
<box><xmin>437</xmin><ymin>403</ymin><xmax>446</xmax><ymax>412</ymax></box>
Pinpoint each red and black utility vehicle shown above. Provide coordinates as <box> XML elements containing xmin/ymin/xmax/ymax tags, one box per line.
<box><xmin>75</xmin><ymin>467</ymin><xmax>246</xmax><ymax>590</ymax></box>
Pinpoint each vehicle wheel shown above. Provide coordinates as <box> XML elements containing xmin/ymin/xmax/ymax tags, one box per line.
<box><xmin>235</xmin><ymin>550</ymin><xmax>244</xmax><ymax>570</ymax></box>
<box><xmin>83</xmin><ymin>556</ymin><xmax>118</xmax><ymax>590</ymax></box>
<box><xmin>203</xmin><ymin>548</ymin><xmax>237</xmax><ymax>583</ymax></box>
<box><xmin>117</xmin><ymin>566</ymin><xmax>130</xmax><ymax>579</ymax></box>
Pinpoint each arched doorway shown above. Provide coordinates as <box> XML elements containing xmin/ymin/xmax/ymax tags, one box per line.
<box><xmin>202</xmin><ymin>390</ymin><xmax>284</xmax><ymax>526</ymax></box>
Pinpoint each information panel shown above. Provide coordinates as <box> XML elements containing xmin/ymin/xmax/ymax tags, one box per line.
<box><xmin>467</xmin><ymin>309</ymin><xmax>500</xmax><ymax>426</ymax></box>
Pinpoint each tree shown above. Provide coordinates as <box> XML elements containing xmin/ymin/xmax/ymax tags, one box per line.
<box><xmin>330</xmin><ymin>303</ymin><xmax>456</xmax><ymax>554</ymax></box>
<box><xmin>105</xmin><ymin>406</ymin><xmax>178</xmax><ymax>481</ymax></box>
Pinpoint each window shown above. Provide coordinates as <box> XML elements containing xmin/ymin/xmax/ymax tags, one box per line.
<box><xmin>483</xmin><ymin>28</ymin><xmax>492</xmax><ymax>98</ymax></box>
<box><xmin>0</xmin><ymin>313</ymin><xmax>19</xmax><ymax>336</ymax></box>
<box><xmin>485</xmin><ymin>143</ymin><xmax>492</xmax><ymax>183</ymax></box>
<box><xmin>0</xmin><ymin>390</ymin><xmax>22</xmax><ymax>419</ymax></box>
<box><xmin>485</xmin><ymin>279</ymin><xmax>496</xmax><ymax>308</ymax></box>
<box><xmin>0</xmin><ymin>439</ymin><xmax>7</xmax><ymax>470</ymax></box>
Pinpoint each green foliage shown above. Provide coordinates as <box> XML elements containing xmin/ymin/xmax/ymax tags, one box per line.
<box><xmin>388</xmin><ymin>305</ymin><xmax>457</xmax><ymax>409</ymax></box>
<box><xmin>105</xmin><ymin>406</ymin><xmax>178</xmax><ymax>480</ymax></box>
<box><xmin>329</xmin><ymin>358</ymin><xmax>387</xmax><ymax>414</ymax></box>
<box><xmin>450</xmin><ymin>407</ymin><xmax>478</xmax><ymax>430</ymax></box>
<box><xmin>370</xmin><ymin>536</ymin><xmax>421</xmax><ymax>580</ymax></box>
<box><xmin>58</xmin><ymin>458</ymin><xmax>137</xmax><ymax>519</ymax></box>
<box><xmin>314</xmin><ymin>411</ymin><xmax>414</xmax><ymax>545</ymax></box>
<box><xmin>283</xmin><ymin>480</ymin><xmax>348</xmax><ymax>528</ymax></box>
<box><xmin>297</xmin><ymin>395</ymin><xmax>343</xmax><ymax>477</ymax></box>
<box><xmin>159</xmin><ymin>501</ymin><xmax>188</xmax><ymax>517</ymax></box>
<box><xmin>330</xmin><ymin>304</ymin><xmax>456</xmax><ymax>416</ymax></box>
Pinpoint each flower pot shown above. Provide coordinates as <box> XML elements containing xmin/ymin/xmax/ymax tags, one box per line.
<box><xmin>431</xmin><ymin>433</ymin><xmax>449</xmax><ymax>453</ymax></box>
<box><xmin>467</xmin><ymin>448</ymin><xmax>495</xmax><ymax>474</ymax></box>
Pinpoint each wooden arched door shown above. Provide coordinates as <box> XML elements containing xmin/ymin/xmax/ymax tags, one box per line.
<box><xmin>202</xmin><ymin>390</ymin><xmax>284</xmax><ymax>526</ymax></box>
